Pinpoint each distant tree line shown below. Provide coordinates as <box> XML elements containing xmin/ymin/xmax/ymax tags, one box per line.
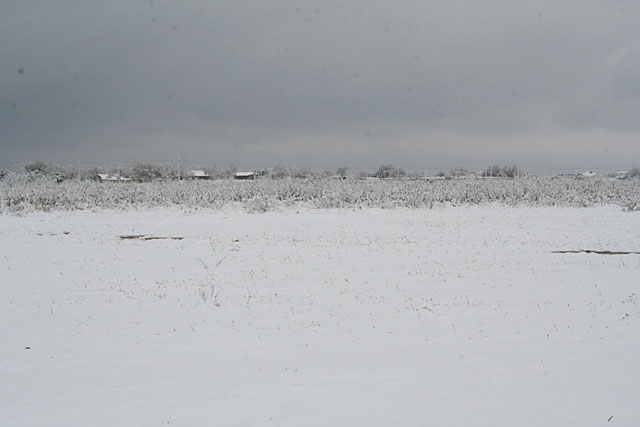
<box><xmin>6</xmin><ymin>161</ymin><xmax>639</xmax><ymax>183</ymax></box>
<box><xmin>0</xmin><ymin>162</ymin><xmax>528</xmax><ymax>182</ymax></box>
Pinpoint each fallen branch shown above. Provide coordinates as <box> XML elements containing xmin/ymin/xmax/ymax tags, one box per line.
<box><xmin>552</xmin><ymin>250</ymin><xmax>640</xmax><ymax>255</ymax></box>
<box><xmin>142</xmin><ymin>236</ymin><xmax>184</xmax><ymax>241</ymax></box>
<box><xmin>119</xmin><ymin>235</ymin><xmax>183</xmax><ymax>241</ymax></box>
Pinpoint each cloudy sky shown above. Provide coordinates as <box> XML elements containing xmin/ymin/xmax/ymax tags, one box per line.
<box><xmin>2</xmin><ymin>1</ymin><xmax>639</xmax><ymax>171</ymax></box>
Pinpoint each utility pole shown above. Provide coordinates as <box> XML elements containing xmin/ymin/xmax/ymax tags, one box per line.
<box><xmin>177</xmin><ymin>156</ymin><xmax>181</xmax><ymax>181</ymax></box>
<box><xmin>77</xmin><ymin>159</ymin><xmax>81</xmax><ymax>181</ymax></box>
<box><xmin>293</xmin><ymin>162</ymin><xmax>296</xmax><ymax>179</ymax></box>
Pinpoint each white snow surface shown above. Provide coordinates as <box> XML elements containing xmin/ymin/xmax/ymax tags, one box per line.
<box><xmin>1</xmin><ymin>206</ymin><xmax>639</xmax><ymax>426</ymax></box>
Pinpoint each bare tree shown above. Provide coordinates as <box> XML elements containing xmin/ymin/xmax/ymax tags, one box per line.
<box><xmin>482</xmin><ymin>165</ymin><xmax>502</xmax><ymax>177</ymax></box>
<box><xmin>449</xmin><ymin>167</ymin><xmax>469</xmax><ymax>177</ymax></box>
<box><xmin>132</xmin><ymin>163</ymin><xmax>164</xmax><ymax>182</ymax></box>
<box><xmin>627</xmin><ymin>167</ymin><xmax>640</xmax><ymax>178</ymax></box>
<box><xmin>24</xmin><ymin>161</ymin><xmax>51</xmax><ymax>175</ymax></box>
<box><xmin>501</xmin><ymin>165</ymin><xmax>521</xmax><ymax>178</ymax></box>
<box><xmin>377</xmin><ymin>164</ymin><xmax>406</xmax><ymax>179</ymax></box>
<box><xmin>270</xmin><ymin>166</ymin><xmax>291</xmax><ymax>179</ymax></box>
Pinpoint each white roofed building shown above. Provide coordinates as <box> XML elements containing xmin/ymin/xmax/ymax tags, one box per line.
<box><xmin>188</xmin><ymin>170</ymin><xmax>211</xmax><ymax>180</ymax></box>
<box><xmin>234</xmin><ymin>171</ymin><xmax>256</xmax><ymax>180</ymax></box>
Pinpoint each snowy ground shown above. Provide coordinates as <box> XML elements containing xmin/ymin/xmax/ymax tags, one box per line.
<box><xmin>1</xmin><ymin>206</ymin><xmax>639</xmax><ymax>426</ymax></box>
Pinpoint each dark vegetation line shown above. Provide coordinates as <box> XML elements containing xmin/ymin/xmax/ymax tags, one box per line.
<box><xmin>552</xmin><ymin>250</ymin><xmax>640</xmax><ymax>255</ymax></box>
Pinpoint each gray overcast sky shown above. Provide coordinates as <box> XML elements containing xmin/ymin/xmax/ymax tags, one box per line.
<box><xmin>2</xmin><ymin>0</ymin><xmax>639</xmax><ymax>171</ymax></box>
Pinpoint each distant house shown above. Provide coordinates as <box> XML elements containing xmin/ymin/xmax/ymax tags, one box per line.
<box><xmin>234</xmin><ymin>171</ymin><xmax>256</xmax><ymax>180</ymax></box>
<box><xmin>188</xmin><ymin>170</ymin><xmax>210</xmax><ymax>180</ymax></box>
<box><xmin>96</xmin><ymin>174</ymin><xmax>131</xmax><ymax>183</ymax></box>
<box><xmin>582</xmin><ymin>171</ymin><xmax>598</xmax><ymax>177</ymax></box>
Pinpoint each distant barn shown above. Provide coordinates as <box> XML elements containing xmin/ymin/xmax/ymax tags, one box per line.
<box><xmin>96</xmin><ymin>174</ymin><xmax>131</xmax><ymax>182</ymax></box>
<box><xmin>234</xmin><ymin>171</ymin><xmax>256</xmax><ymax>180</ymax></box>
<box><xmin>188</xmin><ymin>170</ymin><xmax>211</xmax><ymax>180</ymax></box>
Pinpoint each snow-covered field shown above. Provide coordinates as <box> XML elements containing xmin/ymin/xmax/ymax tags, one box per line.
<box><xmin>1</xmin><ymin>205</ymin><xmax>639</xmax><ymax>426</ymax></box>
